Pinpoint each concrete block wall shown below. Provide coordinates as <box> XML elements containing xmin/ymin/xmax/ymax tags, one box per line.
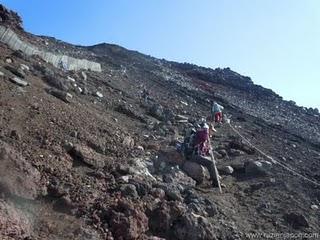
<box><xmin>0</xmin><ymin>25</ymin><xmax>101</xmax><ymax>72</ymax></box>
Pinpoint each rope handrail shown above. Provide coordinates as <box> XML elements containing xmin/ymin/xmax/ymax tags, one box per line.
<box><xmin>227</xmin><ymin>122</ymin><xmax>320</xmax><ymax>187</ymax></box>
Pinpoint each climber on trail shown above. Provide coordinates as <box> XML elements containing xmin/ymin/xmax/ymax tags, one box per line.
<box><xmin>193</xmin><ymin>122</ymin><xmax>220</xmax><ymax>187</ymax></box>
<box><xmin>182</xmin><ymin>127</ymin><xmax>196</xmax><ymax>157</ymax></box>
<box><xmin>140</xmin><ymin>86</ymin><xmax>150</xmax><ymax>103</ymax></box>
<box><xmin>194</xmin><ymin>122</ymin><xmax>210</xmax><ymax>156</ymax></box>
<box><xmin>211</xmin><ymin>101</ymin><xmax>224</xmax><ymax>124</ymax></box>
<box><xmin>182</xmin><ymin>122</ymin><xmax>220</xmax><ymax>188</ymax></box>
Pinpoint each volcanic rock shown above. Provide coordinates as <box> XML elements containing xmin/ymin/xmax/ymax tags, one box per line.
<box><xmin>0</xmin><ymin>141</ymin><xmax>41</xmax><ymax>199</ymax></box>
<box><xmin>182</xmin><ymin>161</ymin><xmax>208</xmax><ymax>183</ymax></box>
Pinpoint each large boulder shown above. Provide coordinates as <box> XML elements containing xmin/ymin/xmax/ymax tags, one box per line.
<box><xmin>182</xmin><ymin>161</ymin><xmax>208</xmax><ymax>183</ymax></box>
<box><xmin>172</xmin><ymin>213</ymin><xmax>217</xmax><ymax>240</ymax></box>
<box><xmin>245</xmin><ymin>160</ymin><xmax>272</xmax><ymax>176</ymax></box>
<box><xmin>0</xmin><ymin>200</ymin><xmax>31</xmax><ymax>239</ymax></box>
<box><xmin>69</xmin><ymin>144</ymin><xmax>107</xmax><ymax>168</ymax></box>
<box><xmin>219</xmin><ymin>166</ymin><xmax>234</xmax><ymax>175</ymax></box>
<box><xmin>229</xmin><ymin>138</ymin><xmax>255</xmax><ymax>155</ymax></box>
<box><xmin>34</xmin><ymin>63</ymin><xmax>72</xmax><ymax>91</ymax></box>
<box><xmin>120</xmin><ymin>184</ymin><xmax>139</xmax><ymax>199</ymax></box>
<box><xmin>149</xmin><ymin>201</ymin><xmax>186</xmax><ymax>238</ymax></box>
<box><xmin>122</xmin><ymin>136</ymin><xmax>135</xmax><ymax>148</ymax></box>
<box><xmin>283</xmin><ymin>212</ymin><xmax>309</xmax><ymax>229</ymax></box>
<box><xmin>184</xmin><ymin>190</ymin><xmax>218</xmax><ymax>217</ymax></box>
<box><xmin>0</xmin><ymin>141</ymin><xmax>41</xmax><ymax>200</ymax></box>
<box><xmin>4</xmin><ymin>65</ymin><xmax>26</xmax><ymax>79</ymax></box>
<box><xmin>162</xmin><ymin>168</ymin><xmax>196</xmax><ymax>187</ymax></box>
<box><xmin>115</xmin><ymin>104</ymin><xmax>146</xmax><ymax>123</ymax></box>
<box><xmin>109</xmin><ymin>200</ymin><xmax>149</xmax><ymax>239</ymax></box>
<box><xmin>155</xmin><ymin>147</ymin><xmax>184</xmax><ymax>169</ymax></box>
<box><xmin>9</xmin><ymin>76</ymin><xmax>29</xmax><ymax>87</ymax></box>
<box><xmin>47</xmin><ymin>89</ymin><xmax>72</xmax><ymax>103</ymax></box>
<box><xmin>149</xmin><ymin>104</ymin><xmax>164</xmax><ymax>121</ymax></box>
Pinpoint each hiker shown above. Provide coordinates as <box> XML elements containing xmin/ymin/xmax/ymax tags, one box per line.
<box><xmin>182</xmin><ymin>127</ymin><xmax>196</xmax><ymax>157</ymax></box>
<box><xmin>140</xmin><ymin>87</ymin><xmax>150</xmax><ymax>103</ymax></box>
<box><xmin>193</xmin><ymin>122</ymin><xmax>210</xmax><ymax>156</ymax></box>
<box><xmin>182</xmin><ymin>123</ymin><xmax>219</xmax><ymax>187</ymax></box>
<box><xmin>212</xmin><ymin>101</ymin><xmax>224</xmax><ymax>123</ymax></box>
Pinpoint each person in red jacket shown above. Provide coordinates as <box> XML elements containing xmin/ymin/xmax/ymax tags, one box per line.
<box><xmin>188</xmin><ymin>122</ymin><xmax>219</xmax><ymax>187</ymax></box>
<box><xmin>194</xmin><ymin>122</ymin><xmax>210</xmax><ymax>156</ymax></box>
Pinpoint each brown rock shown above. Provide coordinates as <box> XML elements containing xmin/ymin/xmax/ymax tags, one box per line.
<box><xmin>182</xmin><ymin>161</ymin><xmax>207</xmax><ymax>183</ymax></box>
<box><xmin>173</xmin><ymin>213</ymin><xmax>216</xmax><ymax>240</ymax></box>
<box><xmin>156</xmin><ymin>146</ymin><xmax>184</xmax><ymax>167</ymax></box>
<box><xmin>0</xmin><ymin>141</ymin><xmax>41</xmax><ymax>199</ymax></box>
<box><xmin>151</xmin><ymin>188</ymin><xmax>166</xmax><ymax>199</ymax></box>
<box><xmin>0</xmin><ymin>200</ymin><xmax>31</xmax><ymax>239</ymax></box>
<box><xmin>283</xmin><ymin>212</ymin><xmax>309</xmax><ymax>229</ymax></box>
<box><xmin>122</xmin><ymin>136</ymin><xmax>135</xmax><ymax>148</ymax></box>
<box><xmin>109</xmin><ymin>200</ymin><xmax>148</xmax><ymax>240</ymax></box>
<box><xmin>70</xmin><ymin>144</ymin><xmax>107</xmax><ymax>168</ymax></box>
<box><xmin>149</xmin><ymin>201</ymin><xmax>186</xmax><ymax>237</ymax></box>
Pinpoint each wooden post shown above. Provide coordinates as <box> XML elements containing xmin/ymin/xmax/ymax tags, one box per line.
<box><xmin>208</xmin><ymin>138</ymin><xmax>222</xmax><ymax>193</ymax></box>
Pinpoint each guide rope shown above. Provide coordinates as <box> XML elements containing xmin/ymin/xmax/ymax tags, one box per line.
<box><xmin>226</xmin><ymin>122</ymin><xmax>320</xmax><ymax>187</ymax></box>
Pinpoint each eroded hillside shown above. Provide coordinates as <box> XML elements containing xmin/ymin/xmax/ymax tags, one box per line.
<box><xmin>0</xmin><ymin>4</ymin><xmax>320</xmax><ymax>240</ymax></box>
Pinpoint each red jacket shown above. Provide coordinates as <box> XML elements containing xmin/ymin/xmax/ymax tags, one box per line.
<box><xmin>194</xmin><ymin>129</ymin><xmax>209</xmax><ymax>146</ymax></box>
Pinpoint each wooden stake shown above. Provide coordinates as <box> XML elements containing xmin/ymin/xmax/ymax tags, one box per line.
<box><xmin>208</xmin><ymin>138</ymin><xmax>222</xmax><ymax>194</ymax></box>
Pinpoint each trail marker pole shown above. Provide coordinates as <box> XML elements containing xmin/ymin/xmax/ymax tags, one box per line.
<box><xmin>208</xmin><ymin>137</ymin><xmax>222</xmax><ymax>194</ymax></box>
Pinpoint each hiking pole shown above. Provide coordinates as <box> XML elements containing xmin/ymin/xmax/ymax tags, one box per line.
<box><xmin>207</xmin><ymin>137</ymin><xmax>222</xmax><ymax>193</ymax></box>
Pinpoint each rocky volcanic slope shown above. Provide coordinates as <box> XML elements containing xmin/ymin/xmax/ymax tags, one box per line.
<box><xmin>1</xmin><ymin>4</ymin><xmax>320</xmax><ymax>240</ymax></box>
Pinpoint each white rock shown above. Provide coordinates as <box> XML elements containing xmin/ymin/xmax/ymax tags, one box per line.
<box><xmin>5</xmin><ymin>57</ymin><xmax>13</xmax><ymax>63</ymax></box>
<box><xmin>222</xmin><ymin>166</ymin><xmax>234</xmax><ymax>175</ymax></box>
<box><xmin>311</xmin><ymin>205</ymin><xmax>319</xmax><ymax>210</ymax></box>
<box><xmin>136</xmin><ymin>146</ymin><xmax>144</xmax><ymax>151</ymax></box>
<box><xmin>119</xmin><ymin>175</ymin><xmax>131</xmax><ymax>183</ymax></box>
<box><xmin>122</xmin><ymin>136</ymin><xmax>134</xmax><ymax>148</ymax></box>
<box><xmin>81</xmin><ymin>71</ymin><xmax>87</xmax><ymax>81</ymax></box>
<box><xmin>20</xmin><ymin>64</ymin><xmax>30</xmax><ymax>71</ymax></box>
<box><xmin>67</xmin><ymin>76</ymin><xmax>76</xmax><ymax>82</ymax></box>
<box><xmin>245</xmin><ymin>160</ymin><xmax>272</xmax><ymax>176</ymax></box>
<box><xmin>95</xmin><ymin>91</ymin><xmax>103</xmax><ymax>98</ymax></box>
<box><xmin>269</xmin><ymin>178</ymin><xmax>276</xmax><ymax>183</ymax></box>
<box><xmin>9</xmin><ymin>77</ymin><xmax>29</xmax><ymax>87</ymax></box>
<box><xmin>260</xmin><ymin>160</ymin><xmax>272</xmax><ymax>169</ymax></box>
<box><xmin>66</xmin><ymin>93</ymin><xmax>73</xmax><ymax>99</ymax></box>
<box><xmin>0</xmin><ymin>71</ymin><xmax>4</xmax><ymax>77</ymax></box>
<box><xmin>130</xmin><ymin>158</ymin><xmax>157</xmax><ymax>182</ymax></box>
<box><xmin>176</xmin><ymin>115</ymin><xmax>189</xmax><ymax>120</ymax></box>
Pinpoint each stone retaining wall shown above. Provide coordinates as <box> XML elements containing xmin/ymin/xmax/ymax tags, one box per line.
<box><xmin>0</xmin><ymin>25</ymin><xmax>101</xmax><ymax>72</ymax></box>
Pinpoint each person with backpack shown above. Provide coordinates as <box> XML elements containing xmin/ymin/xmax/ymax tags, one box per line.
<box><xmin>193</xmin><ymin>122</ymin><xmax>210</xmax><ymax>156</ymax></box>
<box><xmin>182</xmin><ymin>127</ymin><xmax>196</xmax><ymax>157</ymax></box>
<box><xmin>181</xmin><ymin>122</ymin><xmax>220</xmax><ymax>187</ymax></box>
<box><xmin>212</xmin><ymin>101</ymin><xmax>224</xmax><ymax>123</ymax></box>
